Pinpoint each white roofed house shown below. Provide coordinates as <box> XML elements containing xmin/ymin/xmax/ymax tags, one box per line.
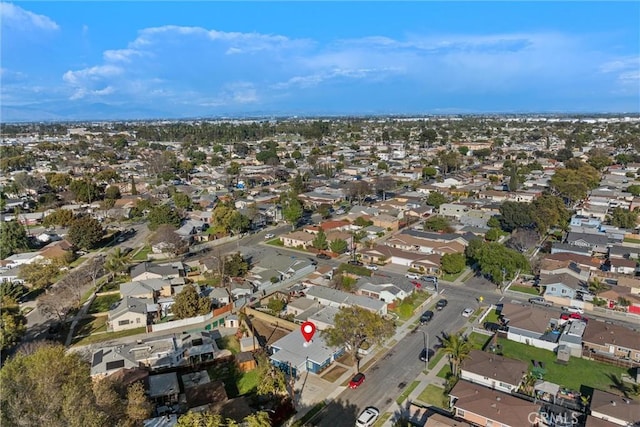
<box><xmin>357</xmin><ymin>282</ymin><xmax>409</xmax><ymax>304</ymax></box>
<box><xmin>269</xmin><ymin>329</ymin><xmax>344</xmax><ymax>377</ymax></box>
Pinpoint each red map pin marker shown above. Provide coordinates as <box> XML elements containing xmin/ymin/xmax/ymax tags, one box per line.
<box><xmin>300</xmin><ymin>321</ymin><xmax>316</xmax><ymax>343</ymax></box>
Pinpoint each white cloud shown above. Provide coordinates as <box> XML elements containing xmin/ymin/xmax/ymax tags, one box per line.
<box><xmin>0</xmin><ymin>2</ymin><xmax>59</xmax><ymax>31</ymax></box>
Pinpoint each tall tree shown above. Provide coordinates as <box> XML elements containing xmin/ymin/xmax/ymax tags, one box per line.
<box><xmin>312</xmin><ymin>229</ymin><xmax>329</xmax><ymax>251</ymax></box>
<box><xmin>171</xmin><ymin>285</ymin><xmax>211</xmax><ymax>319</ymax></box>
<box><xmin>440</xmin><ymin>253</ymin><xmax>466</xmax><ymax>274</ymax></box>
<box><xmin>329</xmin><ymin>238</ymin><xmax>348</xmax><ymax>254</ymax></box>
<box><xmin>0</xmin><ymin>220</ymin><xmax>29</xmax><ymax>259</ymax></box>
<box><xmin>105</xmin><ymin>247</ymin><xmax>128</xmax><ymax>279</ymax></box>
<box><xmin>281</xmin><ymin>193</ymin><xmax>303</xmax><ymax>230</ymax></box>
<box><xmin>147</xmin><ymin>204</ymin><xmax>181</xmax><ymax>231</ymax></box>
<box><xmin>323</xmin><ymin>306</ymin><xmax>395</xmax><ymax>371</ymax></box>
<box><xmin>255</xmin><ymin>352</ymin><xmax>289</xmax><ymax>399</ymax></box>
<box><xmin>0</xmin><ymin>343</ymin><xmax>110</xmax><ymax>427</ymax></box>
<box><xmin>68</xmin><ymin>215</ymin><xmax>104</xmax><ymax>250</ymax></box>
<box><xmin>0</xmin><ymin>296</ymin><xmax>26</xmax><ymax>350</ymax></box>
<box><xmin>440</xmin><ymin>332</ymin><xmax>471</xmax><ymax>377</ymax></box>
<box><xmin>125</xmin><ymin>381</ymin><xmax>153</xmax><ymax>424</ymax></box>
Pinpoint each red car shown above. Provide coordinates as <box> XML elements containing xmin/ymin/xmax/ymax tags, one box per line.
<box><xmin>349</xmin><ymin>372</ymin><xmax>365</xmax><ymax>389</ymax></box>
<box><xmin>561</xmin><ymin>312</ymin><xmax>588</xmax><ymax>322</ymax></box>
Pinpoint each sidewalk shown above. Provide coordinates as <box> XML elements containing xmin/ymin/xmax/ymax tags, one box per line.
<box><xmin>287</xmin><ymin>292</ymin><xmax>440</xmax><ymax>425</ymax></box>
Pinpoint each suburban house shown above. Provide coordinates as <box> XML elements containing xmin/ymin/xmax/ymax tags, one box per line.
<box><xmin>607</xmin><ymin>257</ymin><xmax>638</xmax><ymax>275</ymax></box>
<box><xmin>107</xmin><ymin>296</ymin><xmax>151</xmax><ymax>332</ymax></box>
<box><xmin>588</xmin><ymin>389</ymin><xmax>640</xmax><ymax>426</ymax></box>
<box><xmin>595</xmin><ymin>285</ymin><xmax>640</xmax><ymax>314</ymax></box>
<box><xmin>460</xmin><ymin>350</ymin><xmax>528</xmax><ymax>394</ymax></box>
<box><xmin>566</xmin><ymin>232</ymin><xmax>610</xmax><ymax>255</ymax></box>
<box><xmin>541</xmin><ymin>253</ymin><xmax>603</xmax><ymax>272</ymax></box>
<box><xmin>581</xmin><ymin>321</ymin><xmax>640</xmax><ymax>365</ymax></box>
<box><xmin>246</xmin><ymin>255</ymin><xmax>316</xmax><ymax>291</ymax></box>
<box><xmin>130</xmin><ymin>262</ymin><xmax>186</xmax><ymax>282</ymax></box>
<box><xmin>372</xmin><ymin>213</ymin><xmax>400</xmax><ymax>231</ymax></box>
<box><xmin>269</xmin><ymin>330</ymin><xmax>344</xmax><ymax>377</ymax></box>
<box><xmin>305</xmin><ymin>285</ymin><xmax>387</xmax><ymax>315</ymax></box>
<box><xmin>551</xmin><ymin>243</ymin><xmax>593</xmax><ymax>257</ymax></box>
<box><xmin>280</xmin><ymin>231</ymin><xmax>315</xmax><ymax>249</ymax></box>
<box><xmin>120</xmin><ymin>278</ymin><xmax>172</xmax><ymax>299</ymax></box>
<box><xmin>449</xmin><ymin>380</ymin><xmax>541</xmax><ymax>427</ymax></box>
<box><xmin>500</xmin><ymin>303</ymin><xmax>562</xmax><ymax>352</ymax></box>
<box><xmin>307</xmin><ymin>305</ymin><xmax>341</xmax><ymax>330</ymax></box>
<box><xmin>90</xmin><ymin>331</ymin><xmax>225</xmax><ymax>378</ymax></box>
<box><xmin>357</xmin><ymin>282</ymin><xmax>410</xmax><ymax>304</ymax></box>
<box><xmin>541</xmin><ymin>273</ymin><xmax>588</xmax><ymax>300</ymax></box>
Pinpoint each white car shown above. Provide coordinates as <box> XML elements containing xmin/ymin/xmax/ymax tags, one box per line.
<box><xmin>462</xmin><ymin>308</ymin><xmax>474</xmax><ymax>318</ymax></box>
<box><xmin>366</xmin><ymin>264</ymin><xmax>378</xmax><ymax>271</ymax></box>
<box><xmin>264</xmin><ymin>233</ymin><xmax>275</xmax><ymax>239</ymax></box>
<box><xmin>356</xmin><ymin>407</ymin><xmax>380</xmax><ymax>427</ymax></box>
<box><xmin>405</xmin><ymin>273</ymin><xmax>420</xmax><ymax>280</ymax></box>
<box><xmin>562</xmin><ymin>306</ymin><xmax>584</xmax><ymax>314</ymax></box>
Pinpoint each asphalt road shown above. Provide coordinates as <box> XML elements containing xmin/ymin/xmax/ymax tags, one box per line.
<box><xmin>310</xmin><ymin>282</ymin><xmax>481</xmax><ymax>427</ymax></box>
<box><xmin>21</xmin><ymin>222</ymin><xmax>150</xmax><ymax>343</ymax></box>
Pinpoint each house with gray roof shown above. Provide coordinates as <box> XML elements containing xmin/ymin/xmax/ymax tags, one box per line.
<box><xmin>566</xmin><ymin>232</ymin><xmax>609</xmax><ymax>254</ymax></box>
<box><xmin>551</xmin><ymin>242</ymin><xmax>592</xmax><ymax>257</ymax></box>
<box><xmin>501</xmin><ymin>302</ymin><xmax>562</xmax><ymax>352</ymax></box>
<box><xmin>307</xmin><ymin>305</ymin><xmax>341</xmax><ymax>330</ymax></box>
<box><xmin>541</xmin><ymin>273</ymin><xmax>588</xmax><ymax>300</ymax></box>
<box><xmin>120</xmin><ymin>278</ymin><xmax>171</xmax><ymax>299</ymax></box>
<box><xmin>247</xmin><ymin>254</ymin><xmax>316</xmax><ymax>290</ymax></box>
<box><xmin>358</xmin><ymin>282</ymin><xmax>408</xmax><ymax>304</ymax></box>
<box><xmin>305</xmin><ymin>285</ymin><xmax>387</xmax><ymax>315</ymax></box>
<box><xmin>130</xmin><ymin>262</ymin><xmax>185</xmax><ymax>282</ymax></box>
<box><xmin>269</xmin><ymin>330</ymin><xmax>344</xmax><ymax>377</ymax></box>
<box><xmin>107</xmin><ymin>296</ymin><xmax>151</xmax><ymax>332</ymax></box>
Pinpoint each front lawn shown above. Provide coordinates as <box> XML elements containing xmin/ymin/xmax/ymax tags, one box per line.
<box><xmin>509</xmin><ymin>284</ymin><xmax>540</xmax><ymax>295</ymax></box>
<box><xmin>208</xmin><ymin>361</ymin><xmax>259</xmax><ymax>397</ymax></box>
<box><xmin>74</xmin><ymin>316</ymin><xmax>107</xmax><ymax>336</ymax></box>
<box><xmin>266</xmin><ymin>238</ymin><xmax>284</xmax><ymax>246</ymax></box>
<box><xmin>497</xmin><ymin>338</ymin><xmax>628</xmax><ymax>392</ymax></box>
<box><xmin>337</xmin><ymin>263</ymin><xmax>372</xmax><ymax>277</ymax></box>
<box><xmin>441</xmin><ymin>270</ymin><xmax>464</xmax><ymax>282</ymax></box>
<box><xmin>484</xmin><ymin>309</ymin><xmax>500</xmax><ymax>324</ymax></box>
<box><xmin>416</xmin><ymin>384</ymin><xmax>449</xmax><ymax>408</ymax></box>
<box><xmin>467</xmin><ymin>332</ymin><xmax>491</xmax><ymax>350</ymax></box>
<box><xmin>88</xmin><ymin>294</ymin><xmax>121</xmax><ymax>313</ymax></box>
<box><xmin>132</xmin><ymin>246</ymin><xmax>151</xmax><ymax>261</ymax></box>
<box><xmin>391</xmin><ymin>291</ymin><xmax>431</xmax><ymax>320</ymax></box>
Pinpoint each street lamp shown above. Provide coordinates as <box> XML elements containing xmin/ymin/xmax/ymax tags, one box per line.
<box><xmin>421</xmin><ymin>330</ymin><xmax>429</xmax><ymax>371</ymax></box>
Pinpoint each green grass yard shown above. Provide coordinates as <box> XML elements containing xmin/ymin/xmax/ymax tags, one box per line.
<box><xmin>484</xmin><ymin>309</ymin><xmax>501</xmax><ymax>324</ymax></box>
<box><xmin>441</xmin><ymin>270</ymin><xmax>464</xmax><ymax>282</ymax></box>
<box><xmin>132</xmin><ymin>246</ymin><xmax>152</xmax><ymax>261</ymax></box>
<box><xmin>416</xmin><ymin>384</ymin><xmax>449</xmax><ymax>408</ymax></box>
<box><xmin>509</xmin><ymin>284</ymin><xmax>540</xmax><ymax>295</ymax></box>
<box><xmin>88</xmin><ymin>294</ymin><xmax>121</xmax><ymax>313</ymax></box>
<box><xmin>467</xmin><ymin>332</ymin><xmax>491</xmax><ymax>350</ymax></box>
<box><xmin>216</xmin><ymin>335</ymin><xmax>241</xmax><ymax>354</ymax></box>
<box><xmin>497</xmin><ymin>338</ymin><xmax>628</xmax><ymax>392</ymax></box>
<box><xmin>391</xmin><ymin>291</ymin><xmax>431</xmax><ymax>321</ymax></box>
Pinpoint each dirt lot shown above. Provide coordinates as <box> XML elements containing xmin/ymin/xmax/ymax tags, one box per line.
<box><xmin>249</xmin><ymin>317</ymin><xmax>293</xmax><ymax>346</ymax></box>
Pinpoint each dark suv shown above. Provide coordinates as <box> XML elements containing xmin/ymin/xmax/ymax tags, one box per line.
<box><xmin>435</xmin><ymin>299</ymin><xmax>448</xmax><ymax>310</ymax></box>
<box><xmin>316</xmin><ymin>253</ymin><xmax>331</xmax><ymax>260</ymax></box>
<box><xmin>420</xmin><ymin>310</ymin><xmax>434</xmax><ymax>324</ymax></box>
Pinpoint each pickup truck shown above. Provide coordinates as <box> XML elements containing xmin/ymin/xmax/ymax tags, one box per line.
<box><xmin>528</xmin><ymin>297</ymin><xmax>552</xmax><ymax>307</ymax></box>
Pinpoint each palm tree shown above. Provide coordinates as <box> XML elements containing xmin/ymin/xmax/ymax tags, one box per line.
<box><xmin>440</xmin><ymin>332</ymin><xmax>472</xmax><ymax>377</ymax></box>
<box><xmin>105</xmin><ymin>247</ymin><xmax>128</xmax><ymax>280</ymax></box>
<box><xmin>588</xmin><ymin>277</ymin><xmax>610</xmax><ymax>296</ymax></box>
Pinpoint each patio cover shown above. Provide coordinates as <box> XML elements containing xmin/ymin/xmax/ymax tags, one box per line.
<box><xmin>535</xmin><ymin>380</ymin><xmax>560</xmax><ymax>395</ymax></box>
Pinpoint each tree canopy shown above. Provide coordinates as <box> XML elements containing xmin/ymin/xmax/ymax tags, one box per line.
<box><xmin>68</xmin><ymin>215</ymin><xmax>104</xmax><ymax>250</ymax></box>
<box><xmin>171</xmin><ymin>285</ymin><xmax>211</xmax><ymax>319</ymax></box>
<box><xmin>0</xmin><ymin>220</ymin><xmax>29</xmax><ymax>259</ymax></box>
<box><xmin>323</xmin><ymin>306</ymin><xmax>395</xmax><ymax>369</ymax></box>
<box><xmin>1</xmin><ymin>343</ymin><xmax>110</xmax><ymax>427</ymax></box>
<box><xmin>466</xmin><ymin>241</ymin><xmax>529</xmax><ymax>288</ymax></box>
<box><xmin>440</xmin><ymin>253</ymin><xmax>466</xmax><ymax>274</ymax></box>
<box><xmin>147</xmin><ymin>204</ymin><xmax>182</xmax><ymax>231</ymax></box>
<box><xmin>0</xmin><ymin>296</ymin><xmax>26</xmax><ymax>350</ymax></box>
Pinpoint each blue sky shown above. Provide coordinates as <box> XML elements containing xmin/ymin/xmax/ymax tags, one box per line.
<box><xmin>1</xmin><ymin>1</ymin><xmax>639</xmax><ymax>121</ymax></box>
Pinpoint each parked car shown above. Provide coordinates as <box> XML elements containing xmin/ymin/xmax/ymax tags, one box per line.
<box><xmin>264</xmin><ymin>233</ymin><xmax>275</xmax><ymax>239</ymax></box>
<box><xmin>349</xmin><ymin>373</ymin><xmax>366</xmax><ymax>389</ymax></box>
<box><xmin>561</xmin><ymin>306</ymin><xmax>584</xmax><ymax>314</ymax></box>
<box><xmin>405</xmin><ymin>273</ymin><xmax>420</xmax><ymax>280</ymax></box>
<box><xmin>348</xmin><ymin>260</ymin><xmax>364</xmax><ymax>266</ymax></box>
<box><xmin>435</xmin><ymin>299</ymin><xmax>448</xmax><ymax>310</ymax></box>
<box><xmin>462</xmin><ymin>308</ymin><xmax>474</xmax><ymax>318</ymax></box>
<box><xmin>316</xmin><ymin>253</ymin><xmax>331</xmax><ymax>260</ymax></box>
<box><xmin>421</xmin><ymin>275</ymin><xmax>438</xmax><ymax>283</ymax></box>
<box><xmin>365</xmin><ymin>264</ymin><xmax>378</xmax><ymax>271</ymax></box>
<box><xmin>419</xmin><ymin>348</ymin><xmax>431</xmax><ymax>362</ymax></box>
<box><xmin>356</xmin><ymin>407</ymin><xmax>380</xmax><ymax>427</ymax></box>
<box><xmin>561</xmin><ymin>312</ymin><xmax>588</xmax><ymax>322</ymax></box>
<box><xmin>420</xmin><ymin>310</ymin><xmax>434</xmax><ymax>324</ymax></box>
<box><xmin>529</xmin><ymin>297</ymin><xmax>552</xmax><ymax>307</ymax></box>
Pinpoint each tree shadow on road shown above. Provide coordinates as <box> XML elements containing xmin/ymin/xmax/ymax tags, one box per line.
<box><xmin>302</xmin><ymin>398</ymin><xmax>360</xmax><ymax>427</ymax></box>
